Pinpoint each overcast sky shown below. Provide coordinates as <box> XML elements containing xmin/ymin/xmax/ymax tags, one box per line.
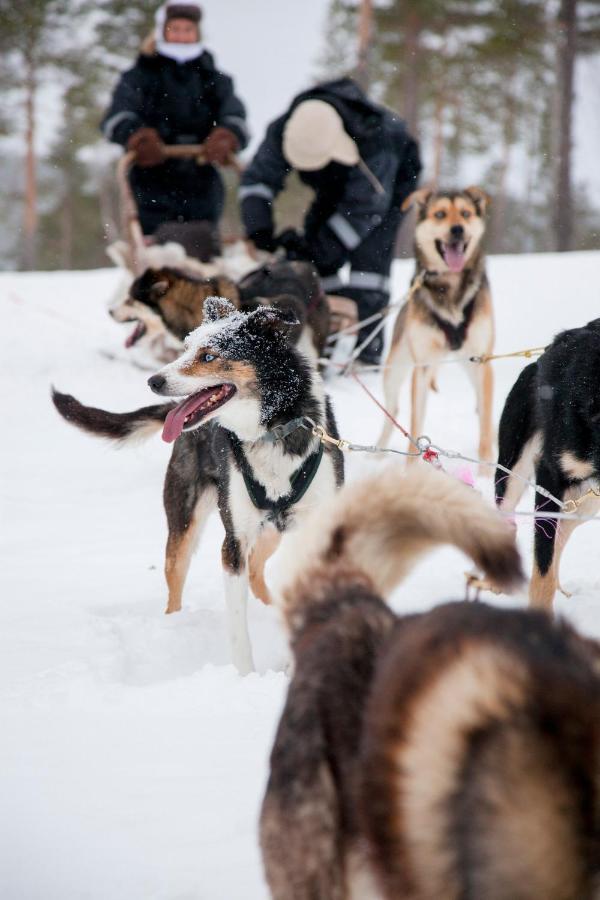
<box><xmin>198</xmin><ymin>0</ymin><xmax>329</xmax><ymax>150</ymax></box>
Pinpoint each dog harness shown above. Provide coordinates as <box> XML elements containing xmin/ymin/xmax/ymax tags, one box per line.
<box><xmin>430</xmin><ymin>296</ymin><xmax>477</xmax><ymax>351</ymax></box>
<box><xmin>228</xmin><ymin>431</ymin><xmax>324</xmax><ymax>521</ymax></box>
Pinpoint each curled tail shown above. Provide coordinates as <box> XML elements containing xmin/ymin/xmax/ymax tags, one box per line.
<box><xmin>276</xmin><ymin>463</ymin><xmax>523</xmax><ymax>632</ymax></box>
<box><xmin>361</xmin><ymin>602</ymin><xmax>600</xmax><ymax>900</ymax></box>
<box><xmin>52</xmin><ymin>389</ymin><xmax>174</xmax><ymax>444</ymax></box>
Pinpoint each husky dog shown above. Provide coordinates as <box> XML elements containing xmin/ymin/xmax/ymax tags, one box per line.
<box><xmin>52</xmin><ymin>298</ymin><xmax>343</xmax><ymax>674</ymax></box>
<box><xmin>110</xmin><ymin>267</ymin><xmax>240</xmax><ymax>357</ymax></box>
<box><xmin>496</xmin><ymin>319</ymin><xmax>600</xmax><ymax>611</ymax></box>
<box><xmin>262</xmin><ymin>464</ymin><xmax>600</xmax><ymax>899</ymax></box>
<box><xmin>110</xmin><ymin>260</ymin><xmax>330</xmax><ymax>364</ymax></box>
<box><xmin>377</xmin><ymin>187</ymin><xmax>494</xmax><ymax>463</ymax></box>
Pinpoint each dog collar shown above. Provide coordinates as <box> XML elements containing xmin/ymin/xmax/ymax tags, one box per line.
<box><xmin>263</xmin><ymin>417</ymin><xmax>311</xmax><ymax>444</ymax></box>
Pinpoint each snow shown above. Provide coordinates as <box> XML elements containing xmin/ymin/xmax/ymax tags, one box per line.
<box><xmin>2</xmin><ymin>251</ymin><xmax>600</xmax><ymax>898</ymax></box>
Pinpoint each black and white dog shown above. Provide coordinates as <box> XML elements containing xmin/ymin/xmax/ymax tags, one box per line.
<box><xmin>53</xmin><ymin>298</ymin><xmax>344</xmax><ymax>673</ymax></box>
<box><xmin>496</xmin><ymin>318</ymin><xmax>600</xmax><ymax>610</ymax></box>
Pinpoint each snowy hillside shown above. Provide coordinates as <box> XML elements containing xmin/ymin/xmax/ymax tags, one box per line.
<box><xmin>2</xmin><ymin>251</ymin><xmax>600</xmax><ymax>899</ymax></box>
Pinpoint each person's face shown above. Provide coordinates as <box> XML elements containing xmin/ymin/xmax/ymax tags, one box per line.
<box><xmin>164</xmin><ymin>18</ymin><xmax>199</xmax><ymax>43</ymax></box>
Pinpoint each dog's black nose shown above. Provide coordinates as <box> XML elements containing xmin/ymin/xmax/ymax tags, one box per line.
<box><xmin>148</xmin><ymin>374</ymin><xmax>167</xmax><ymax>394</ymax></box>
<box><xmin>450</xmin><ymin>224</ymin><xmax>464</xmax><ymax>239</ymax></box>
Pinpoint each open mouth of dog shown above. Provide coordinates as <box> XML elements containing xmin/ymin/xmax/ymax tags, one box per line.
<box><xmin>435</xmin><ymin>239</ymin><xmax>470</xmax><ymax>273</ymax></box>
<box><xmin>162</xmin><ymin>384</ymin><xmax>237</xmax><ymax>443</ymax></box>
<box><xmin>125</xmin><ymin>321</ymin><xmax>147</xmax><ymax>348</ymax></box>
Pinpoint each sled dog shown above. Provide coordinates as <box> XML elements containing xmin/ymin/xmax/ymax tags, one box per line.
<box><xmin>377</xmin><ymin>187</ymin><xmax>494</xmax><ymax>463</ymax></box>
<box><xmin>262</xmin><ymin>464</ymin><xmax>600</xmax><ymax>900</ymax></box>
<box><xmin>53</xmin><ymin>298</ymin><xmax>343</xmax><ymax>674</ymax></box>
<box><xmin>496</xmin><ymin>318</ymin><xmax>600</xmax><ymax>611</ymax></box>
<box><xmin>110</xmin><ymin>260</ymin><xmax>330</xmax><ymax>364</ymax></box>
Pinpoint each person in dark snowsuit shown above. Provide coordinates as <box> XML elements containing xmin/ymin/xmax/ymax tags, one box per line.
<box><xmin>101</xmin><ymin>0</ymin><xmax>248</xmax><ymax>257</ymax></box>
<box><xmin>239</xmin><ymin>79</ymin><xmax>421</xmax><ymax>364</ymax></box>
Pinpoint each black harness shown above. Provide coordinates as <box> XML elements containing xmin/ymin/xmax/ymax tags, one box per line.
<box><xmin>228</xmin><ymin>431</ymin><xmax>324</xmax><ymax>522</ymax></box>
<box><xmin>430</xmin><ymin>296</ymin><xmax>477</xmax><ymax>352</ymax></box>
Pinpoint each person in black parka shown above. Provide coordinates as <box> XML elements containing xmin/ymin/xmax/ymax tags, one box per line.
<box><xmin>240</xmin><ymin>79</ymin><xmax>421</xmax><ymax>364</ymax></box>
<box><xmin>102</xmin><ymin>1</ymin><xmax>249</xmax><ymax>256</ymax></box>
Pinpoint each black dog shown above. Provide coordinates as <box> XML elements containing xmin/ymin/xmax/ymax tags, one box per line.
<box><xmin>496</xmin><ymin>318</ymin><xmax>600</xmax><ymax>610</ymax></box>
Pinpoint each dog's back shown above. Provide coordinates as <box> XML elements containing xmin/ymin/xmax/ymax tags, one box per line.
<box><xmin>238</xmin><ymin>260</ymin><xmax>330</xmax><ymax>356</ymax></box>
<box><xmin>361</xmin><ymin>601</ymin><xmax>600</xmax><ymax>900</ymax></box>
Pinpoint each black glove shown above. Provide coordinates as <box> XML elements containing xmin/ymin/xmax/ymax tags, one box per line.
<box><xmin>249</xmin><ymin>229</ymin><xmax>276</xmax><ymax>253</ymax></box>
<box><xmin>276</xmin><ymin>228</ymin><xmax>311</xmax><ymax>261</ymax></box>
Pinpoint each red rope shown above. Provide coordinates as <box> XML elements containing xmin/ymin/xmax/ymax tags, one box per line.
<box><xmin>350</xmin><ymin>371</ymin><xmax>413</xmax><ymax>442</ymax></box>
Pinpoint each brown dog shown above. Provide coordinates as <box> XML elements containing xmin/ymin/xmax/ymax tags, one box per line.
<box><xmin>110</xmin><ymin>268</ymin><xmax>240</xmax><ymax>360</ymax></box>
<box><xmin>377</xmin><ymin>187</ymin><xmax>494</xmax><ymax>465</ymax></box>
<box><xmin>110</xmin><ymin>260</ymin><xmax>330</xmax><ymax>364</ymax></box>
<box><xmin>262</xmin><ymin>465</ymin><xmax>600</xmax><ymax>899</ymax></box>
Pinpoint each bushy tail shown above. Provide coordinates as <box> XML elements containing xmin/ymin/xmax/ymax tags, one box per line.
<box><xmin>52</xmin><ymin>389</ymin><xmax>174</xmax><ymax>444</ymax></box>
<box><xmin>276</xmin><ymin>464</ymin><xmax>523</xmax><ymax>631</ymax></box>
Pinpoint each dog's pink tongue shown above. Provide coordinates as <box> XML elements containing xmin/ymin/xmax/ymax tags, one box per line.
<box><xmin>444</xmin><ymin>245</ymin><xmax>465</xmax><ymax>273</ymax></box>
<box><xmin>162</xmin><ymin>393</ymin><xmax>205</xmax><ymax>443</ymax></box>
<box><xmin>125</xmin><ymin>322</ymin><xmax>144</xmax><ymax>348</ymax></box>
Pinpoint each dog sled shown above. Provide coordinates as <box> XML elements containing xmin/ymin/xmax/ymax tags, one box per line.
<box><xmin>113</xmin><ymin>143</ymin><xmax>361</xmax><ymax>369</ymax></box>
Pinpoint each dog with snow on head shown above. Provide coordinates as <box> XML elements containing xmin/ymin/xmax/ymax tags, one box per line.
<box><xmin>377</xmin><ymin>187</ymin><xmax>494</xmax><ymax>464</ymax></box>
<box><xmin>262</xmin><ymin>463</ymin><xmax>600</xmax><ymax>899</ymax></box>
<box><xmin>52</xmin><ymin>297</ymin><xmax>343</xmax><ymax>674</ymax></box>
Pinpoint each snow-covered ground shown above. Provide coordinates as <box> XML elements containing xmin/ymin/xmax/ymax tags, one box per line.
<box><xmin>2</xmin><ymin>251</ymin><xmax>600</xmax><ymax>899</ymax></box>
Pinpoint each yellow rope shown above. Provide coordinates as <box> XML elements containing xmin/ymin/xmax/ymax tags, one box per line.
<box><xmin>473</xmin><ymin>346</ymin><xmax>547</xmax><ymax>364</ymax></box>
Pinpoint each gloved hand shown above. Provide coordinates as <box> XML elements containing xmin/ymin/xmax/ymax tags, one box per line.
<box><xmin>276</xmin><ymin>228</ymin><xmax>311</xmax><ymax>261</ymax></box>
<box><xmin>203</xmin><ymin>126</ymin><xmax>240</xmax><ymax>165</ymax></box>
<box><xmin>249</xmin><ymin>229</ymin><xmax>276</xmax><ymax>253</ymax></box>
<box><xmin>127</xmin><ymin>127</ymin><xmax>165</xmax><ymax>167</ymax></box>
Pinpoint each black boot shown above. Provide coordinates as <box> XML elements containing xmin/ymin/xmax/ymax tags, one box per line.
<box><xmin>355</xmin><ymin>327</ymin><xmax>384</xmax><ymax>365</ymax></box>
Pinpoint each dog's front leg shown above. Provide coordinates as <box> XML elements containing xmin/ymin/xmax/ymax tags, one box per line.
<box><xmin>409</xmin><ymin>366</ymin><xmax>429</xmax><ymax>462</ymax></box>
<box><xmin>222</xmin><ymin>536</ymin><xmax>254</xmax><ymax>675</ymax></box>
<box><xmin>475</xmin><ymin>361</ymin><xmax>494</xmax><ymax>464</ymax></box>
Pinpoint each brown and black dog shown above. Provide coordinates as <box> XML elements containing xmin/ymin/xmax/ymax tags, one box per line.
<box><xmin>377</xmin><ymin>187</ymin><xmax>494</xmax><ymax>465</ymax></box>
<box><xmin>110</xmin><ymin>260</ymin><xmax>330</xmax><ymax>363</ymax></box>
<box><xmin>263</xmin><ymin>464</ymin><xmax>600</xmax><ymax>899</ymax></box>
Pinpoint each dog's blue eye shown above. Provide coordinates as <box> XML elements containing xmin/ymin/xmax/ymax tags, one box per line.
<box><xmin>461</xmin><ymin>210</ymin><xmax>472</xmax><ymax>219</ymax></box>
<box><xmin>434</xmin><ymin>210</ymin><xmax>446</xmax><ymax>220</ymax></box>
<box><xmin>202</xmin><ymin>353</ymin><xmax>216</xmax><ymax>363</ymax></box>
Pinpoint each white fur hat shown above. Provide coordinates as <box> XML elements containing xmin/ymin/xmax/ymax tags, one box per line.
<box><xmin>282</xmin><ymin>100</ymin><xmax>359</xmax><ymax>171</ymax></box>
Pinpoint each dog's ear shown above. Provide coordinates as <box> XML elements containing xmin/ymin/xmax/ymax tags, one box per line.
<box><xmin>203</xmin><ymin>295</ymin><xmax>238</xmax><ymax>323</ymax></box>
<box><xmin>401</xmin><ymin>187</ymin><xmax>434</xmax><ymax>213</ymax></box>
<box><xmin>149</xmin><ymin>280</ymin><xmax>169</xmax><ymax>301</ymax></box>
<box><xmin>248</xmin><ymin>304</ymin><xmax>301</xmax><ymax>333</ymax></box>
<box><xmin>464</xmin><ymin>186</ymin><xmax>491</xmax><ymax>216</ymax></box>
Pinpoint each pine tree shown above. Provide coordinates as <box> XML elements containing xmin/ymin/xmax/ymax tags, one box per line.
<box><xmin>0</xmin><ymin>0</ymin><xmax>96</xmax><ymax>269</ymax></box>
<box><xmin>553</xmin><ymin>0</ymin><xmax>600</xmax><ymax>250</ymax></box>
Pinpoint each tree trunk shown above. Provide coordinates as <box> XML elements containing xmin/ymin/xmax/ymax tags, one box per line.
<box><xmin>22</xmin><ymin>48</ymin><xmax>37</xmax><ymax>271</ymax></box>
<box><xmin>431</xmin><ymin>91</ymin><xmax>445</xmax><ymax>187</ymax></box>
<box><xmin>490</xmin><ymin>88</ymin><xmax>516</xmax><ymax>253</ymax></box>
<box><xmin>554</xmin><ymin>0</ymin><xmax>577</xmax><ymax>252</ymax></box>
<box><xmin>60</xmin><ymin>178</ymin><xmax>73</xmax><ymax>270</ymax></box>
<box><xmin>402</xmin><ymin>12</ymin><xmax>422</xmax><ymax>138</ymax></box>
<box><xmin>356</xmin><ymin>0</ymin><xmax>373</xmax><ymax>90</ymax></box>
